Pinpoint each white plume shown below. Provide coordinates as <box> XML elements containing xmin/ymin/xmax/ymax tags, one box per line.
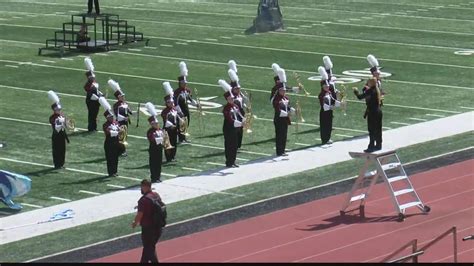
<box><xmin>145</xmin><ymin>102</ymin><xmax>157</xmax><ymax>117</ymax></box>
<box><xmin>277</xmin><ymin>68</ymin><xmax>287</xmax><ymax>83</ymax></box>
<box><xmin>107</xmin><ymin>79</ymin><xmax>121</xmax><ymax>93</ymax></box>
<box><xmin>47</xmin><ymin>90</ymin><xmax>60</xmax><ymax>104</ymax></box>
<box><xmin>323</xmin><ymin>56</ymin><xmax>333</xmax><ymax>70</ymax></box>
<box><xmin>162</xmin><ymin>82</ymin><xmax>174</xmax><ymax>96</ymax></box>
<box><xmin>367</xmin><ymin>54</ymin><xmax>379</xmax><ymax>67</ymax></box>
<box><xmin>99</xmin><ymin>97</ymin><xmax>111</xmax><ymax>111</ymax></box>
<box><xmin>271</xmin><ymin>63</ymin><xmax>280</xmax><ymax>75</ymax></box>
<box><xmin>318</xmin><ymin>66</ymin><xmax>329</xmax><ymax>80</ymax></box>
<box><xmin>228</xmin><ymin>69</ymin><xmax>239</xmax><ymax>83</ymax></box>
<box><xmin>84</xmin><ymin>57</ymin><xmax>94</xmax><ymax>71</ymax></box>
<box><xmin>179</xmin><ymin>61</ymin><xmax>188</xmax><ymax>77</ymax></box>
<box><xmin>228</xmin><ymin>60</ymin><xmax>238</xmax><ymax>73</ymax></box>
<box><xmin>218</xmin><ymin>79</ymin><xmax>232</xmax><ymax>92</ymax></box>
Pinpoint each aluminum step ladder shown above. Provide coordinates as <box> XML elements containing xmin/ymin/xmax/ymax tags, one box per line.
<box><xmin>340</xmin><ymin>150</ymin><xmax>430</xmax><ymax>222</ymax></box>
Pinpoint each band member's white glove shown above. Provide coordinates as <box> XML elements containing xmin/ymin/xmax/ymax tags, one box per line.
<box><xmin>165</xmin><ymin>121</ymin><xmax>173</xmax><ymax>128</ymax></box>
<box><xmin>155</xmin><ymin>137</ymin><xmax>163</xmax><ymax>145</ymax></box>
<box><xmin>279</xmin><ymin>110</ymin><xmax>288</xmax><ymax>117</ymax></box>
<box><xmin>234</xmin><ymin>120</ymin><xmax>242</xmax><ymax>127</ymax></box>
<box><xmin>290</xmin><ymin>107</ymin><xmax>296</xmax><ymax>115</ymax></box>
<box><xmin>323</xmin><ymin>104</ymin><xmax>331</xmax><ymax>111</ymax></box>
<box><xmin>241</xmin><ymin>117</ymin><xmax>246</xmax><ymax>123</ymax></box>
<box><xmin>117</xmin><ymin>113</ymin><xmax>126</xmax><ymax>122</ymax></box>
<box><xmin>110</xmin><ymin>130</ymin><xmax>119</xmax><ymax>137</ymax></box>
<box><xmin>55</xmin><ymin>124</ymin><xmax>63</xmax><ymax>133</ymax></box>
<box><xmin>91</xmin><ymin>94</ymin><xmax>99</xmax><ymax>101</ymax></box>
<box><xmin>58</xmin><ymin>117</ymin><xmax>65</xmax><ymax>124</ymax></box>
<box><xmin>335</xmin><ymin>100</ymin><xmax>341</xmax><ymax>108</ymax></box>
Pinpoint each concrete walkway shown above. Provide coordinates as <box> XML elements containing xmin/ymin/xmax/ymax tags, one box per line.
<box><xmin>0</xmin><ymin>112</ymin><xmax>472</xmax><ymax>245</ymax></box>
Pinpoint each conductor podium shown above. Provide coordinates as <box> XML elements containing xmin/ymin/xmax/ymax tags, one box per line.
<box><xmin>39</xmin><ymin>13</ymin><xmax>148</xmax><ymax>56</ymax></box>
<box><xmin>340</xmin><ymin>150</ymin><xmax>430</xmax><ymax>222</ymax></box>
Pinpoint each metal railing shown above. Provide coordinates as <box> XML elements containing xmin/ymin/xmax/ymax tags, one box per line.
<box><xmin>383</xmin><ymin>226</ymin><xmax>458</xmax><ymax>263</ymax></box>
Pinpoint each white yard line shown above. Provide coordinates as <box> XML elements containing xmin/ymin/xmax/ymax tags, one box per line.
<box><xmin>390</xmin><ymin>121</ymin><xmax>411</xmax><ymax>126</ymax></box>
<box><xmin>204</xmin><ymin>38</ymin><xmax>218</xmax><ymax>42</ymax></box>
<box><xmin>159</xmin><ymin>44</ymin><xmax>173</xmax><ymax>47</ymax></box>
<box><xmin>49</xmin><ymin>196</ymin><xmax>71</xmax><ymax>202</ymax></box>
<box><xmin>220</xmin><ymin>36</ymin><xmax>232</xmax><ymax>39</ymax></box>
<box><xmin>295</xmin><ymin>143</ymin><xmax>311</xmax><ymax>146</ymax></box>
<box><xmin>426</xmin><ymin>113</ymin><xmax>446</xmax><ymax>118</ymax></box>
<box><xmin>175</xmin><ymin>42</ymin><xmax>188</xmax><ymax>45</ymax></box>
<box><xmin>460</xmin><ymin>106</ymin><xmax>474</xmax><ymax>110</ymax></box>
<box><xmin>236</xmin><ymin>158</ymin><xmax>249</xmax><ymax>162</ymax></box>
<box><xmin>4</xmin><ymin>65</ymin><xmax>19</xmax><ymax>68</ymax></box>
<box><xmin>382</xmin><ymin>127</ymin><xmax>392</xmax><ymax>130</ymax></box>
<box><xmin>0</xmin><ymin>157</ymin><xmax>141</xmax><ymax>182</ymax></box>
<box><xmin>20</xmin><ymin>203</ymin><xmax>43</xmax><ymax>208</ymax></box>
<box><xmin>60</xmin><ymin>58</ymin><xmax>74</xmax><ymax>61</ymax></box>
<box><xmin>144</xmin><ymin>46</ymin><xmax>157</xmax><ymax>49</ymax></box>
<box><xmin>127</xmin><ymin>48</ymin><xmax>142</xmax><ymax>52</ymax></box>
<box><xmin>106</xmin><ymin>184</ymin><xmax>126</xmax><ymax>189</ymax></box>
<box><xmin>206</xmin><ymin>162</ymin><xmax>226</xmax><ymax>166</ymax></box>
<box><xmin>182</xmin><ymin>167</ymin><xmax>202</xmax><ymax>172</ymax></box>
<box><xmin>41</xmin><ymin>60</ymin><xmax>56</xmax><ymax>63</ymax></box>
<box><xmin>335</xmin><ymin>134</ymin><xmax>354</xmax><ymax>138</ymax></box>
<box><xmin>78</xmin><ymin>190</ymin><xmax>101</xmax><ymax>196</ymax></box>
<box><xmin>409</xmin><ymin>117</ymin><xmax>428</xmax><ymax>122</ymax></box>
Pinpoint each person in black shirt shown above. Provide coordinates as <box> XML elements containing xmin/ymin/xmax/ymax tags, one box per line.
<box><xmin>353</xmin><ymin>78</ymin><xmax>383</xmax><ymax>153</ymax></box>
<box><xmin>87</xmin><ymin>0</ymin><xmax>100</xmax><ymax>15</ymax></box>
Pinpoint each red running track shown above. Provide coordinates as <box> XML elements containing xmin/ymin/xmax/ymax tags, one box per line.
<box><xmin>92</xmin><ymin>159</ymin><xmax>474</xmax><ymax>263</ymax></box>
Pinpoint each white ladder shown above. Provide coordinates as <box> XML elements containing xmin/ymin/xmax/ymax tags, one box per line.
<box><xmin>340</xmin><ymin>150</ymin><xmax>430</xmax><ymax>221</ymax></box>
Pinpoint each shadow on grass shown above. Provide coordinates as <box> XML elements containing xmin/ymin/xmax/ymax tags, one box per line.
<box><xmin>124</xmin><ymin>164</ymin><xmax>149</xmax><ymax>170</ymax></box>
<box><xmin>72</xmin><ymin>157</ymin><xmax>107</xmax><ymax>164</ymax></box>
<box><xmin>60</xmin><ymin>175</ymin><xmax>110</xmax><ymax>185</ymax></box>
<box><xmin>0</xmin><ymin>207</ymin><xmax>21</xmax><ymax>217</ymax></box>
<box><xmin>24</xmin><ymin>168</ymin><xmax>57</xmax><ymax>176</ymax></box>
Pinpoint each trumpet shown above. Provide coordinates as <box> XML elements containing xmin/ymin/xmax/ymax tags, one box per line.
<box><xmin>118</xmin><ymin>125</ymin><xmax>128</xmax><ymax>146</ymax></box>
<box><xmin>163</xmin><ymin>130</ymin><xmax>174</xmax><ymax>150</ymax></box>
<box><xmin>293</xmin><ymin>72</ymin><xmax>310</xmax><ymax>96</ymax></box>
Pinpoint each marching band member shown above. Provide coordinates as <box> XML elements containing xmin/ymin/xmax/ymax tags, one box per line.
<box><xmin>48</xmin><ymin>90</ymin><xmax>69</xmax><ymax>169</ymax></box>
<box><xmin>220</xmin><ymin>79</ymin><xmax>243</xmax><ymax>168</ymax></box>
<box><xmin>173</xmin><ymin>61</ymin><xmax>198</xmax><ymax>143</ymax></box>
<box><xmin>270</xmin><ymin>63</ymin><xmax>282</xmax><ymax>102</ymax></box>
<box><xmin>109</xmin><ymin>79</ymin><xmax>132</xmax><ymax>157</ymax></box>
<box><xmin>318</xmin><ymin>66</ymin><xmax>339</xmax><ymax>145</ymax></box>
<box><xmin>270</xmin><ymin>63</ymin><xmax>300</xmax><ymax>102</ymax></box>
<box><xmin>323</xmin><ymin>56</ymin><xmax>338</xmax><ymax>95</ymax></box>
<box><xmin>367</xmin><ymin>54</ymin><xmax>382</xmax><ymax>89</ymax></box>
<box><xmin>272</xmin><ymin>68</ymin><xmax>295</xmax><ymax>157</ymax></box>
<box><xmin>161</xmin><ymin>82</ymin><xmax>182</xmax><ymax>163</ymax></box>
<box><xmin>145</xmin><ymin>102</ymin><xmax>164</xmax><ymax>183</ymax></box>
<box><xmin>353</xmin><ymin>77</ymin><xmax>383</xmax><ymax>153</ymax></box>
<box><xmin>228</xmin><ymin>68</ymin><xmax>246</xmax><ymax>150</ymax></box>
<box><xmin>100</xmin><ymin>97</ymin><xmax>121</xmax><ymax>177</ymax></box>
<box><xmin>84</xmin><ymin>57</ymin><xmax>103</xmax><ymax>132</ymax></box>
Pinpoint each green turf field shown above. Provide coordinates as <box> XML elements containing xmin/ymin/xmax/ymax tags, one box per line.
<box><xmin>0</xmin><ymin>0</ymin><xmax>472</xmax><ymax>217</ymax></box>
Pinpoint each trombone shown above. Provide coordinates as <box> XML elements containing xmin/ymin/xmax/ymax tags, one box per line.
<box><xmin>242</xmin><ymin>91</ymin><xmax>255</xmax><ymax>134</ymax></box>
<box><xmin>193</xmin><ymin>87</ymin><xmax>205</xmax><ymax>134</ymax></box>
<box><xmin>338</xmin><ymin>84</ymin><xmax>348</xmax><ymax>116</ymax></box>
<box><xmin>66</xmin><ymin>116</ymin><xmax>76</xmax><ymax>132</ymax></box>
<box><xmin>293</xmin><ymin>72</ymin><xmax>310</xmax><ymax>97</ymax></box>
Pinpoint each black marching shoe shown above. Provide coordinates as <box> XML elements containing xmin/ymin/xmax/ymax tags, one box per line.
<box><xmin>364</xmin><ymin>147</ymin><xmax>376</xmax><ymax>153</ymax></box>
<box><xmin>374</xmin><ymin>146</ymin><xmax>382</xmax><ymax>151</ymax></box>
<box><xmin>232</xmin><ymin>164</ymin><xmax>239</xmax><ymax>168</ymax></box>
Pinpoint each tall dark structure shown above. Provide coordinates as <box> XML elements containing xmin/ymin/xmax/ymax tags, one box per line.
<box><xmin>253</xmin><ymin>0</ymin><xmax>284</xmax><ymax>33</ymax></box>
